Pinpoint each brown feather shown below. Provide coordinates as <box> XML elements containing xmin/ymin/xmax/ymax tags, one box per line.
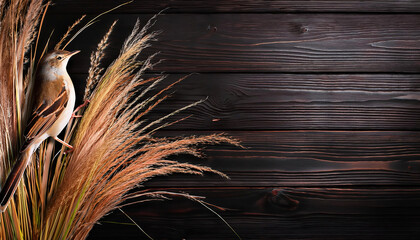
<box><xmin>25</xmin><ymin>81</ymin><xmax>68</xmax><ymax>146</ymax></box>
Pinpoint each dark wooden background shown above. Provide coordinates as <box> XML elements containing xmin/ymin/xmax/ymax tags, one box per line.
<box><xmin>45</xmin><ymin>1</ymin><xmax>420</xmax><ymax>239</ymax></box>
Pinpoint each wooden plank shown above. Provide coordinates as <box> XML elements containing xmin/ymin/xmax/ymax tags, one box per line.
<box><xmin>143</xmin><ymin>131</ymin><xmax>420</xmax><ymax>187</ymax></box>
<box><xmin>42</xmin><ymin>14</ymin><xmax>420</xmax><ymax>73</ymax></box>
<box><xmin>49</xmin><ymin>0</ymin><xmax>420</xmax><ymax>14</ymax></box>
<box><xmin>71</xmin><ymin>73</ymin><xmax>420</xmax><ymax>130</ymax></box>
<box><xmin>88</xmin><ymin>187</ymin><xmax>420</xmax><ymax>239</ymax></box>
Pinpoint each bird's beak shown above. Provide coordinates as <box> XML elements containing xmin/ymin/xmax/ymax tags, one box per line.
<box><xmin>66</xmin><ymin>50</ymin><xmax>80</xmax><ymax>58</ymax></box>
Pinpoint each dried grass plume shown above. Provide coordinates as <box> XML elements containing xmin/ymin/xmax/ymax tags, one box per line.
<box><xmin>0</xmin><ymin>1</ymin><xmax>240</xmax><ymax>239</ymax></box>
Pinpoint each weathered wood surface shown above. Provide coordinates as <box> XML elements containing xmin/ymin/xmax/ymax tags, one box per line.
<box><xmin>71</xmin><ymin>73</ymin><xmax>420</xmax><ymax>130</ymax></box>
<box><xmin>49</xmin><ymin>0</ymin><xmax>420</xmax><ymax>13</ymax></box>
<box><xmin>88</xmin><ymin>187</ymin><xmax>420</xmax><ymax>239</ymax></box>
<box><xmin>43</xmin><ymin>14</ymin><xmax>420</xmax><ymax>73</ymax></box>
<box><xmin>146</xmin><ymin>131</ymin><xmax>420</xmax><ymax>187</ymax></box>
<box><xmin>44</xmin><ymin>1</ymin><xmax>420</xmax><ymax>239</ymax></box>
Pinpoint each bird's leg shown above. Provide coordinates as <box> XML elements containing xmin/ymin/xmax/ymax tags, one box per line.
<box><xmin>71</xmin><ymin>99</ymin><xmax>90</xmax><ymax>118</ymax></box>
<box><xmin>64</xmin><ymin>149</ymin><xmax>74</xmax><ymax>154</ymax></box>
<box><xmin>53</xmin><ymin>136</ymin><xmax>74</xmax><ymax>154</ymax></box>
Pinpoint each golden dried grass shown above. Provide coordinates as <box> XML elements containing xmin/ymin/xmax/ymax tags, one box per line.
<box><xmin>0</xmin><ymin>0</ymin><xmax>46</xmax><ymax>238</ymax></box>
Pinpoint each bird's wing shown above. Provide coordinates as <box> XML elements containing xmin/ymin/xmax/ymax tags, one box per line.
<box><xmin>0</xmin><ymin>82</ymin><xmax>69</xmax><ymax>212</ymax></box>
<box><xmin>24</xmin><ymin>84</ymin><xmax>68</xmax><ymax>145</ymax></box>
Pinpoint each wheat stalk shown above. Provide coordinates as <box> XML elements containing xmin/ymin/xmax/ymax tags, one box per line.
<box><xmin>84</xmin><ymin>20</ymin><xmax>117</xmax><ymax>100</ymax></box>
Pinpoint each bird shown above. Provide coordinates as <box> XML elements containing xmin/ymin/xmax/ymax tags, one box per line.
<box><xmin>0</xmin><ymin>49</ymin><xmax>80</xmax><ymax>212</ymax></box>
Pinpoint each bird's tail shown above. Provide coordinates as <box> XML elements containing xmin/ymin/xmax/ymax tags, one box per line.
<box><xmin>0</xmin><ymin>145</ymin><xmax>35</xmax><ymax>212</ymax></box>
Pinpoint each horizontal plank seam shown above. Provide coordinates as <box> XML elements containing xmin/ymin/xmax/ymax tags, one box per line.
<box><xmin>155</xmin><ymin>129</ymin><xmax>420</xmax><ymax>133</ymax></box>
<box><xmin>141</xmin><ymin>186</ymin><xmax>420</xmax><ymax>190</ymax></box>
<box><xmin>148</xmin><ymin>129</ymin><xmax>420</xmax><ymax>132</ymax></box>
<box><xmin>48</xmin><ymin>11</ymin><xmax>420</xmax><ymax>15</ymax></box>
<box><xmin>144</xmin><ymin>184</ymin><xmax>420</xmax><ymax>188</ymax></box>
<box><xmin>69</xmin><ymin>71</ymin><xmax>420</xmax><ymax>75</ymax></box>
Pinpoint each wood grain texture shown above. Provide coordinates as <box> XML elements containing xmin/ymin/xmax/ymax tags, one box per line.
<box><xmin>49</xmin><ymin>0</ymin><xmax>420</xmax><ymax>13</ymax></box>
<box><xmin>145</xmin><ymin>131</ymin><xmax>420</xmax><ymax>187</ymax></box>
<box><xmin>88</xmin><ymin>187</ymin><xmax>420</xmax><ymax>239</ymax></box>
<box><xmin>42</xmin><ymin>1</ymin><xmax>420</xmax><ymax>239</ymax></box>
<box><xmin>71</xmin><ymin>73</ymin><xmax>420</xmax><ymax>130</ymax></box>
<box><xmin>43</xmin><ymin>14</ymin><xmax>420</xmax><ymax>73</ymax></box>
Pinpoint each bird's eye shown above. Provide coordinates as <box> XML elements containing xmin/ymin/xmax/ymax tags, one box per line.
<box><xmin>57</xmin><ymin>56</ymin><xmax>62</xmax><ymax>60</ymax></box>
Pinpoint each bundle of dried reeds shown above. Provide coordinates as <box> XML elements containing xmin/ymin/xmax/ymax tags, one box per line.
<box><xmin>0</xmin><ymin>1</ymin><xmax>239</xmax><ymax>239</ymax></box>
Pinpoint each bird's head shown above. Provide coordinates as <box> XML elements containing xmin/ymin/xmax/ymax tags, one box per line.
<box><xmin>39</xmin><ymin>50</ymin><xmax>80</xmax><ymax>78</ymax></box>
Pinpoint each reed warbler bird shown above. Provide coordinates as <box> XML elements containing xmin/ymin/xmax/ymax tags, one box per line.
<box><xmin>0</xmin><ymin>49</ymin><xmax>80</xmax><ymax>211</ymax></box>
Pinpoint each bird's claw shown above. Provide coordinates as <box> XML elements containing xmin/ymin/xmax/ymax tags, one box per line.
<box><xmin>71</xmin><ymin>99</ymin><xmax>90</xmax><ymax>119</ymax></box>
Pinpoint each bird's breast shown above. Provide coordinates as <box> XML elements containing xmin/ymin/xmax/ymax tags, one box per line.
<box><xmin>45</xmin><ymin>76</ymin><xmax>76</xmax><ymax>137</ymax></box>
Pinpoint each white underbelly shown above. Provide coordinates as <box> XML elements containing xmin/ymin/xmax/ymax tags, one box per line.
<box><xmin>46</xmin><ymin>80</ymin><xmax>76</xmax><ymax>137</ymax></box>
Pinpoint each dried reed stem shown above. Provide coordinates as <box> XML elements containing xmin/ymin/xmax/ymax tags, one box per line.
<box><xmin>54</xmin><ymin>15</ymin><xmax>86</xmax><ymax>50</ymax></box>
<box><xmin>0</xmin><ymin>0</ymin><xmax>47</xmax><ymax>239</ymax></box>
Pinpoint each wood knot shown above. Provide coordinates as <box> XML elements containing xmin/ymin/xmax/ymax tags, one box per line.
<box><xmin>207</xmin><ymin>25</ymin><xmax>218</xmax><ymax>32</ymax></box>
<box><xmin>290</xmin><ymin>23</ymin><xmax>309</xmax><ymax>35</ymax></box>
<box><xmin>300</xmin><ymin>25</ymin><xmax>309</xmax><ymax>33</ymax></box>
<box><xmin>271</xmin><ymin>189</ymin><xmax>299</xmax><ymax>211</ymax></box>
